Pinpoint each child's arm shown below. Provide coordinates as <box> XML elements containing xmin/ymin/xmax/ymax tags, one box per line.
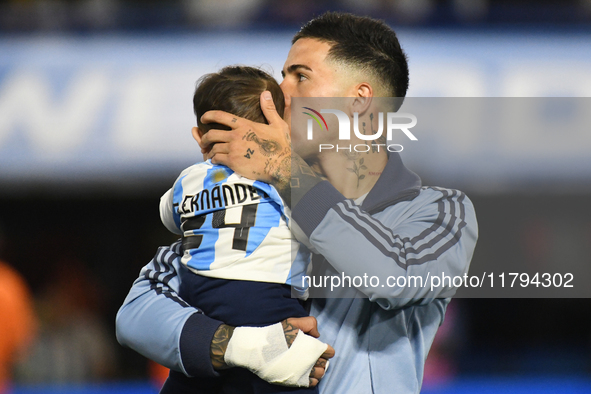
<box><xmin>160</xmin><ymin>188</ymin><xmax>182</xmax><ymax>235</ymax></box>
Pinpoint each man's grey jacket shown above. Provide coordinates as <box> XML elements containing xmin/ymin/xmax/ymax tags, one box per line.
<box><xmin>116</xmin><ymin>152</ymin><xmax>478</xmax><ymax>394</ymax></box>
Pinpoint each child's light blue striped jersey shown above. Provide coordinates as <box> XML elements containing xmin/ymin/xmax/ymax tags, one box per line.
<box><xmin>160</xmin><ymin>160</ymin><xmax>310</xmax><ymax>289</ymax></box>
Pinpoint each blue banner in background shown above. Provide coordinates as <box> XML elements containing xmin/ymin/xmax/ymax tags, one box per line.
<box><xmin>0</xmin><ymin>31</ymin><xmax>590</xmax><ymax>191</ymax></box>
<box><xmin>0</xmin><ymin>33</ymin><xmax>291</xmax><ymax>186</ymax></box>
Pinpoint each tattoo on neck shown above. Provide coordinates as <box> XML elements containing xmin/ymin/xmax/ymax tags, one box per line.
<box><xmin>347</xmin><ymin>157</ymin><xmax>368</xmax><ymax>188</ymax></box>
<box><xmin>342</xmin><ymin>150</ymin><xmax>360</xmax><ymax>161</ymax></box>
<box><xmin>362</xmin><ymin>119</ymin><xmax>371</xmax><ymax>153</ymax></box>
<box><xmin>370</xmin><ymin>113</ymin><xmax>387</xmax><ymax>153</ymax></box>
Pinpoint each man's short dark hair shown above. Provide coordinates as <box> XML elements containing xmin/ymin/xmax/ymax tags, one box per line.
<box><xmin>193</xmin><ymin>66</ymin><xmax>285</xmax><ymax>133</ymax></box>
<box><xmin>293</xmin><ymin>12</ymin><xmax>409</xmax><ymax>101</ymax></box>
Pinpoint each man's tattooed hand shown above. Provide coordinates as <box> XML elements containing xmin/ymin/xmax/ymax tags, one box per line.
<box><xmin>243</xmin><ymin>131</ymin><xmax>281</xmax><ymax>157</ymax></box>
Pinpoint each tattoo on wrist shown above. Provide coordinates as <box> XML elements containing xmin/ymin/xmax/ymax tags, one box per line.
<box><xmin>210</xmin><ymin>324</ymin><xmax>235</xmax><ymax>370</ymax></box>
<box><xmin>281</xmin><ymin>319</ymin><xmax>299</xmax><ymax>348</ymax></box>
<box><xmin>282</xmin><ymin>154</ymin><xmax>324</xmax><ymax>208</ymax></box>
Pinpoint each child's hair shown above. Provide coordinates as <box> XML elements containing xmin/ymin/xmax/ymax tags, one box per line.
<box><xmin>193</xmin><ymin>66</ymin><xmax>285</xmax><ymax>133</ymax></box>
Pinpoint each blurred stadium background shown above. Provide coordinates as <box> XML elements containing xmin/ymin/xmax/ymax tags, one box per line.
<box><xmin>0</xmin><ymin>0</ymin><xmax>591</xmax><ymax>393</ymax></box>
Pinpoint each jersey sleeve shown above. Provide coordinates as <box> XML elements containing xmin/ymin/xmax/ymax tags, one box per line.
<box><xmin>115</xmin><ymin>242</ymin><xmax>223</xmax><ymax>378</ymax></box>
<box><xmin>291</xmin><ymin>181</ymin><xmax>478</xmax><ymax>310</ymax></box>
<box><xmin>160</xmin><ymin>188</ymin><xmax>182</xmax><ymax>235</ymax></box>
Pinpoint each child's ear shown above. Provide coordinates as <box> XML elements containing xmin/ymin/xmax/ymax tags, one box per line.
<box><xmin>192</xmin><ymin>127</ymin><xmax>204</xmax><ymax>145</ymax></box>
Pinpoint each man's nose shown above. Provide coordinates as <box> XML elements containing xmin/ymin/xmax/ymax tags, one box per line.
<box><xmin>283</xmin><ymin>91</ymin><xmax>292</xmax><ymax>109</ymax></box>
<box><xmin>280</xmin><ymin>79</ymin><xmax>293</xmax><ymax>97</ymax></box>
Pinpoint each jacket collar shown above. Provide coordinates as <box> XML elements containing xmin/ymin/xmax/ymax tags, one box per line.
<box><xmin>361</xmin><ymin>153</ymin><xmax>422</xmax><ymax>214</ymax></box>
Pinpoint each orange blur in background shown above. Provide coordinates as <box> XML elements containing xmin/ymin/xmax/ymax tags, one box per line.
<box><xmin>0</xmin><ymin>261</ymin><xmax>36</xmax><ymax>394</ymax></box>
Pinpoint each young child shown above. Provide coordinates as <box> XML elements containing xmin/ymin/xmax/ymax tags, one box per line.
<box><xmin>159</xmin><ymin>66</ymin><xmax>316</xmax><ymax>394</ymax></box>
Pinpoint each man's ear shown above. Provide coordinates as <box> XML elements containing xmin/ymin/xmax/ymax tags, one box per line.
<box><xmin>350</xmin><ymin>83</ymin><xmax>373</xmax><ymax>116</ymax></box>
<box><xmin>192</xmin><ymin>127</ymin><xmax>204</xmax><ymax>145</ymax></box>
<box><xmin>357</xmin><ymin>82</ymin><xmax>373</xmax><ymax>98</ymax></box>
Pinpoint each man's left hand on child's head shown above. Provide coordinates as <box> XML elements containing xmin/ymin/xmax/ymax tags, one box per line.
<box><xmin>200</xmin><ymin>91</ymin><xmax>292</xmax><ymax>186</ymax></box>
